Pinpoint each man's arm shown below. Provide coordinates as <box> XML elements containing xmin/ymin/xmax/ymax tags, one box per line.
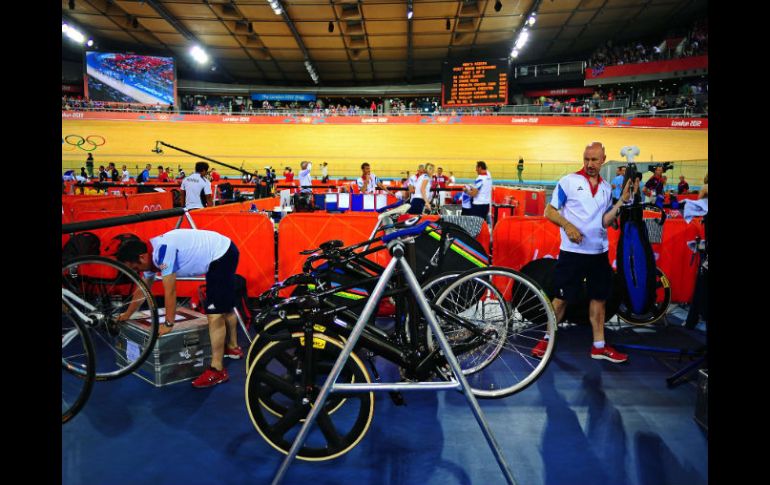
<box><xmin>602</xmin><ymin>179</ymin><xmax>637</xmax><ymax>228</ymax></box>
<box><xmin>118</xmin><ymin>276</ymin><xmax>155</xmax><ymax>320</ymax></box>
<box><xmin>161</xmin><ymin>273</ymin><xmax>177</xmax><ymax>334</ymax></box>
<box><xmin>544</xmin><ymin>204</ymin><xmax>583</xmax><ymax>244</ymax></box>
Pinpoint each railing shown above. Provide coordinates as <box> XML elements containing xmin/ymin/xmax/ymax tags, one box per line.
<box><xmin>62</xmin><ymin>105</ymin><xmax>707</xmax><ymax>118</ymax></box>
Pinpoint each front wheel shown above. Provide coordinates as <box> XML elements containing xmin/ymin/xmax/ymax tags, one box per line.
<box><xmin>62</xmin><ymin>301</ymin><xmax>95</xmax><ymax>424</ymax></box>
<box><xmin>431</xmin><ymin>266</ymin><xmax>557</xmax><ymax>398</ymax></box>
<box><xmin>62</xmin><ymin>256</ymin><xmax>159</xmax><ymax>380</ymax></box>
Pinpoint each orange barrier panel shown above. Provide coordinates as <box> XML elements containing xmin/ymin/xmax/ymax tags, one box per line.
<box><xmin>204</xmin><ymin>197</ymin><xmax>281</xmax><ymax>213</ymax></box>
<box><xmin>278</xmin><ymin>212</ymin><xmax>380</xmax><ymax>283</ymax></box>
<box><xmin>188</xmin><ymin>212</ymin><xmax>276</xmax><ymax>299</ymax></box>
<box><xmin>493</xmin><ymin>216</ymin><xmax>704</xmax><ymax>303</ymax></box>
<box><xmin>124</xmin><ymin>192</ymin><xmax>173</xmax><ymax>212</ymax></box>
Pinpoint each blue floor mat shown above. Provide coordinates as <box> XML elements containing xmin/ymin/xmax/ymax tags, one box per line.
<box><xmin>62</xmin><ymin>324</ymin><xmax>707</xmax><ymax>485</ymax></box>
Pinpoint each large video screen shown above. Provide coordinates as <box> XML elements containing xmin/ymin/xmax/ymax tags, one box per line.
<box><xmin>84</xmin><ymin>52</ymin><xmax>176</xmax><ymax>105</ymax></box>
<box><xmin>441</xmin><ymin>59</ymin><xmax>509</xmax><ymax>107</ymax></box>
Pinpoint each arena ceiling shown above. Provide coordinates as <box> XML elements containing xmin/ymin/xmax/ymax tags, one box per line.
<box><xmin>62</xmin><ymin>0</ymin><xmax>707</xmax><ymax>86</ymax></box>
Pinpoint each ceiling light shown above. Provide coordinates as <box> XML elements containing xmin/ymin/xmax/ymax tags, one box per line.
<box><xmin>494</xmin><ymin>1</ymin><xmax>502</xmax><ymax>12</ymax></box>
<box><xmin>511</xmin><ymin>49</ymin><xmax>519</xmax><ymax>58</ymax></box>
<box><xmin>190</xmin><ymin>45</ymin><xmax>209</xmax><ymax>64</ymax></box>
<box><xmin>86</xmin><ymin>39</ymin><xmax>94</xmax><ymax>47</ymax></box>
<box><xmin>65</xmin><ymin>26</ymin><xmax>85</xmax><ymax>44</ymax></box>
<box><xmin>407</xmin><ymin>0</ymin><xmax>414</xmax><ymax>19</ymax></box>
<box><xmin>515</xmin><ymin>29</ymin><xmax>529</xmax><ymax>49</ymax></box>
<box><xmin>62</xmin><ymin>23</ymin><xmax>69</xmax><ymax>33</ymax></box>
<box><xmin>267</xmin><ymin>0</ymin><xmax>282</xmax><ymax>15</ymax></box>
<box><xmin>527</xmin><ymin>13</ymin><xmax>536</xmax><ymax>26</ymax></box>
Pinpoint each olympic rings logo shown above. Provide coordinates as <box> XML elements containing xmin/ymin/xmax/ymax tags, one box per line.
<box><xmin>62</xmin><ymin>135</ymin><xmax>106</xmax><ymax>152</ymax></box>
<box><xmin>142</xmin><ymin>204</ymin><xmax>163</xmax><ymax>212</ymax></box>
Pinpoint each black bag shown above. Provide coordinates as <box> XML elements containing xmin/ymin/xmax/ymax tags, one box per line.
<box><xmin>293</xmin><ymin>193</ymin><xmax>314</xmax><ymax>212</ymax></box>
<box><xmin>62</xmin><ymin>232</ymin><xmax>101</xmax><ymax>263</ymax></box>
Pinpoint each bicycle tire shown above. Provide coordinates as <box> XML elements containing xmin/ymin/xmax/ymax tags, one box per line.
<box><xmin>432</xmin><ymin>266</ymin><xmax>557</xmax><ymax>398</ymax></box>
<box><xmin>617</xmin><ymin>268</ymin><xmax>672</xmax><ymax>325</ymax></box>
<box><xmin>245</xmin><ymin>331</ymin><xmax>374</xmax><ymax>461</ymax></box>
<box><xmin>62</xmin><ymin>256</ymin><xmax>159</xmax><ymax>380</ymax></box>
<box><xmin>62</xmin><ymin>302</ymin><xmax>96</xmax><ymax>424</ymax></box>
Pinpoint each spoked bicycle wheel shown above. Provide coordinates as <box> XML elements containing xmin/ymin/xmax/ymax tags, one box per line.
<box><xmin>245</xmin><ymin>332</ymin><xmax>374</xmax><ymax>461</ymax></box>
<box><xmin>616</xmin><ymin>268</ymin><xmax>672</xmax><ymax>325</ymax></box>
<box><xmin>62</xmin><ymin>256</ymin><xmax>159</xmax><ymax>380</ymax></box>
<box><xmin>431</xmin><ymin>266</ymin><xmax>557</xmax><ymax>398</ymax></box>
<box><xmin>62</xmin><ymin>299</ymin><xmax>95</xmax><ymax>424</ymax></box>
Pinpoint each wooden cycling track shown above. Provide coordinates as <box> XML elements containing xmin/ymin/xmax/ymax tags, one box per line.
<box><xmin>62</xmin><ymin>119</ymin><xmax>708</xmax><ymax>182</ymax></box>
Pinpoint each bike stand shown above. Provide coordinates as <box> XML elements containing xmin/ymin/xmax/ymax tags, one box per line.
<box><xmin>270</xmin><ymin>238</ymin><xmax>518</xmax><ymax>485</ymax></box>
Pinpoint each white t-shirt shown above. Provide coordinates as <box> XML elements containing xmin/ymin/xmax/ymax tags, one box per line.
<box><xmin>180</xmin><ymin>173</ymin><xmax>212</xmax><ymax>209</ymax></box>
<box><xmin>550</xmin><ymin>172</ymin><xmax>613</xmax><ymax>254</ymax></box>
<box><xmin>321</xmin><ymin>165</ymin><xmax>328</xmax><ymax>177</ymax></box>
<box><xmin>299</xmin><ymin>163</ymin><xmax>312</xmax><ymax>193</ymax></box>
<box><xmin>142</xmin><ymin>229</ymin><xmax>231</xmax><ymax>280</ymax></box>
<box><xmin>472</xmin><ymin>172</ymin><xmax>493</xmax><ymax>205</ymax></box>
<box><xmin>356</xmin><ymin>173</ymin><xmax>380</xmax><ymax>194</ymax></box>
<box><xmin>121</xmin><ymin>170</ymin><xmax>130</xmax><ymax>182</ymax></box>
<box><xmin>407</xmin><ymin>174</ymin><xmax>418</xmax><ymax>193</ymax></box>
<box><xmin>411</xmin><ymin>174</ymin><xmax>432</xmax><ymax>201</ymax></box>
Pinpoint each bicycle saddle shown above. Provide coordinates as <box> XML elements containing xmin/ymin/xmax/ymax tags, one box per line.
<box><xmin>320</xmin><ymin>240</ymin><xmax>344</xmax><ymax>251</ymax></box>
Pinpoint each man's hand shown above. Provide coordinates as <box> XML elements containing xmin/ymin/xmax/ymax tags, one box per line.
<box><xmin>563</xmin><ymin>222</ymin><xmax>583</xmax><ymax>244</ymax></box>
<box><xmin>158</xmin><ymin>325</ymin><xmax>174</xmax><ymax>336</ymax></box>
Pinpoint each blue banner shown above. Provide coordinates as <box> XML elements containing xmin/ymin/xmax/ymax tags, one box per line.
<box><xmin>251</xmin><ymin>93</ymin><xmax>316</xmax><ymax>102</ymax></box>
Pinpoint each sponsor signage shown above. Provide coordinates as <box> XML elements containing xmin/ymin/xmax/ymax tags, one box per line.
<box><xmin>251</xmin><ymin>93</ymin><xmax>317</xmax><ymax>102</ymax></box>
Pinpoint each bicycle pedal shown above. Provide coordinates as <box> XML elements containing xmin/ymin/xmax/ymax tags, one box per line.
<box><xmin>388</xmin><ymin>391</ymin><xmax>406</xmax><ymax>406</ymax></box>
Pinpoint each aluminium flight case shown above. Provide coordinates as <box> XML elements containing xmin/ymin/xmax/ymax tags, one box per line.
<box><xmin>115</xmin><ymin>307</ymin><xmax>212</xmax><ymax>387</ymax></box>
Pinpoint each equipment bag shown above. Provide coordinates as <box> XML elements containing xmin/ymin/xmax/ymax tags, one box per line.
<box><xmin>616</xmin><ymin>204</ymin><xmax>658</xmax><ymax>316</ymax></box>
<box><xmin>62</xmin><ymin>231</ymin><xmax>101</xmax><ymax>263</ymax></box>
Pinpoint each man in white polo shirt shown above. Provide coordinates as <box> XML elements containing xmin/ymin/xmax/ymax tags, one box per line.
<box><xmin>533</xmin><ymin>141</ymin><xmax>635</xmax><ymax>363</ymax></box>
<box><xmin>181</xmin><ymin>161</ymin><xmax>213</xmax><ymax>209</ymax></box>
<box><xmin>298</xmin><ymin>161</ymin><xmax>313</xmax><ymax>194</ymax></box>
<box><xmin>116</xmin><ymin>229</ymin><xmax>242</xmax><ymax>388</ymax></box>
<box><xmin>462</xmin><ymin>160</ymin><xmax>492</xmax><ymax>219</ymax></box>
<box><xmin>356</xmin><ymin>162</ymin><xmax>387</xmax><ymax>194</ymax></box>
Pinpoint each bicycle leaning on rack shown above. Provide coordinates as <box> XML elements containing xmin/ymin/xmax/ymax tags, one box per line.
<box><xmin>244</xmin><ymin>216</ymin><xmax>558</xmax><ymax>461</ymax></box>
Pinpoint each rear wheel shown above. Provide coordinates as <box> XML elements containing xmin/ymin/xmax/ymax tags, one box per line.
<box><xmin>62</xmin><ymin>301</ymin><xmax>95</xmax><ymax>424</ymax></box>
<box><xmin>245</xmin><ymin>332</ymin><xmax>374</xmax><ymax>461</ymax></box>
<box><xmin>617</xmin><ymin>268</ymin><xmax>672</xmax><ymax>325</ymax></box>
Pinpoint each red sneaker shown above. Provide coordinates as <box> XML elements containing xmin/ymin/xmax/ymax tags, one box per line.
<box><xmin>590</xmin><ymin>345</ymin><xmax>628</xmax><ymax>363</ymax></box>
<box><xmin>224</xmin><ymin>346</ymin><xmax>244</xmax><ymax>360</ymax></box>
<box><xmin>192</xmin><ymin>367</ymin><xmax>229</xmax><ymax>388</ymax></box>
<box><xmin>531</xmin><ymin>338</ymin><xmax>549</xmax><ymax>358</ymax></box>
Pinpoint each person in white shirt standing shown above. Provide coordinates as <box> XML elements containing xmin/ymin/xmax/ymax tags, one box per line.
<box><xmin>462</xmin><ymin>160</ymin><xmax>492</xmax><ymax>219</ymax></box>
<box><xmin>356</xmin><ymin>162</ymin><xmax>387</xmax><ymax>194</ymax></box>
<box><xmin>299</xmin><ymin>161</ymin><xmax>313</xmax><ymax>194</ymax></box>
<box><xmin>408</xmin><ymin>163</ymin><xmax>434</xmax><ymax>214</ymax></box>
<box><xmin>121</xmin><ymin>165</ymin><xmax>131</xmax><ymax>183</ymax></box>
<box><xmin>321</xmin><ymin>162</ymin><xmax>329</xmax><ymax>183</ymax></box>
<box><xmin>181</xmin><ymin>161</ymin><xmax>213</xmax><ymax>209</ymax></box>
<box><xmin>533</xmin><ymin>141</ymin><xmax>636</xmax><ymax>364</ymax></box>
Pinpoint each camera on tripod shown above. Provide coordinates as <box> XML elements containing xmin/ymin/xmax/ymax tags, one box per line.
<box><xmin>647</xmin><ymin>161</ymin><xmax>674</xmax><ymax>174</ymax></box>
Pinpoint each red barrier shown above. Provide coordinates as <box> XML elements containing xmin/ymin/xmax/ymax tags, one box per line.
<box><xmin>62</xmin><ymin>192</ymin><xmax>173</xmax><ymax>222</ymax></box>
<box><xmin>204</xmin><ymin>197</ymin><xmax>281</xmax><ymax>213</ymax></box>
<box><xmin>492</xmin><ymin>216</ymin><xmax>704</xmax><ymax>303</ymax></box>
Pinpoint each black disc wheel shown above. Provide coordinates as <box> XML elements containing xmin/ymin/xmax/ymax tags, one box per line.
<box><xmin>617</xmin><ymin>268</ymin><xmax>672</xmax><ymax>325</ymax></box>
<box><xmin>62</xmin><ymin>256</ymin><xmax>159</xmax><ymax>380</ymax></box>
<box><xmin>245</xmin><ymin>332</ymin><xmax>374</xmax><ymax>461</ymax></box>
<box><xmin>62</xmin><ymin>300</ymin><xmax>96</xmax><ymax>424</ymax></box>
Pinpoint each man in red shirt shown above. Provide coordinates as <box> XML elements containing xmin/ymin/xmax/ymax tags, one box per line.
<box><xmin>432</xmin><ymin>166</ymin><xmax>448</xmax><ymax>205</ymax></box>
<box><xmin>210</xmin><ymin>168</ymin><xmax>221</xmax><ymax>182</ymax></box>
<box><xmin>284</xmin><ymin>167</ymin><xmax>294</xmax><ymax>183</ymax></box>
<box><xmin>157</xmin><ymin>165</ymin><xmax>169</xmax><ymax>182</ymax></box>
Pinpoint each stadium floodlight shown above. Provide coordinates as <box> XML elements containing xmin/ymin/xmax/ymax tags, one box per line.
<box><xmin>407</xmin><ymin>0</ymin><xmax>414</xmax><ymax>19</ymax></box>
<box><xmin>190</xmin><ymin>45</ymin><xmax>209</xmax><ymax>64</ymax></box>
<box><xmin>62</xmin><ymin>23</ymin><xmax>69</xmax><ymax>33</ymax></box>
<box><xmin>86</xmin><ymin>39</ymin><xmax>94</xmax><ymax>47</ymax></box>
<box><xmin>511</xmin><ymin>48</ymin><xmax>519</xmax><ymax>58</ymax></box>
<box><xmin>515</xmin><ymin>29</ymin><xmax>529</xmax><ymax>49</ymax></box>
<box><xmin>527</xmin><ymin>13</ymin><xmax>536</xmax><ymax>26</ymax></box>
<box><xmin>267</xmin><ymin>0</ymin><xmax>283</xmax><ymax>16</ymax></box>
<box><xmin>65</xmin><ymin>25</ymin><xmax>86</xmax><ymax>44</ymax></box>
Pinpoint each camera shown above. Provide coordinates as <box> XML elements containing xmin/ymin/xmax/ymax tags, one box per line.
<box><xmin>647</xmin><ymin>161</ymin><xmax>674</xmax><ymax>174</ymax></box>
